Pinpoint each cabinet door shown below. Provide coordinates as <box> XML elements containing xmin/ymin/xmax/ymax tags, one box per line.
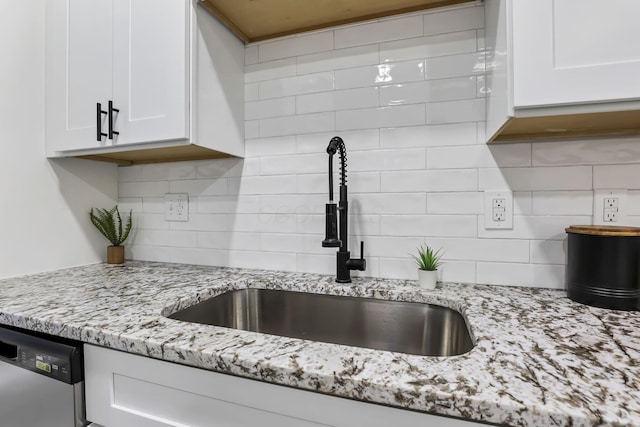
<box><xmin>512</xmin><ymin>0</ymin><xmax>640</xmax><ymax>108</ymax></box>
<box><xmin>111</xmin><ymin>0</ymin><xmax>189</xmax><ymax>146</ymax></box>
<box><xmin>46</xmin><ymin>0</ymin><xmax>113</xmax><ymax>152</ymax></box>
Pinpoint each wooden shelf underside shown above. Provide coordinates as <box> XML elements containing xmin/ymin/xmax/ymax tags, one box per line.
<box><xmin>199</xmin><ymin>0</ymin><xmax>472</xmax><ymax>43</ymax></box>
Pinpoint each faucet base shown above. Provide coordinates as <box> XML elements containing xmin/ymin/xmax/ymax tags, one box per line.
<box><xmin>335</xmin><ymin>251</ymin><xmax>352</xmax><ymax>283</ymax></box>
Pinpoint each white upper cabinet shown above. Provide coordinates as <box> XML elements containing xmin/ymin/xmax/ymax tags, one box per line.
<box><xmin>512</xmin><ymin>0</ymin><xmax>640</xmax><ymax>108</ymax></box>
<box><xmin>485</xmin><ymin>0</ymin><xmax>640</xmax><ymax>142</ymax></box>
<box><xmin>46</xmin><ymin>0</ymin><xmax>244</xmax><ymax>164</ymax></box>
<box><xmin>111</xmin><ymin>0</ymin><xmax>189</xmax><ymax>145</ymax></box>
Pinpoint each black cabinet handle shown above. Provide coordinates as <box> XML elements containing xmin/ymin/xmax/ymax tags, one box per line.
<box><xmin>108</xmin><ymin>100</ymin><xmax>119</xmax><ymax>140</ymax></box>
<box><xmin>96</xmin><ymin>103</ymin><xmax>107</xmax><ymax>141</ymax></box>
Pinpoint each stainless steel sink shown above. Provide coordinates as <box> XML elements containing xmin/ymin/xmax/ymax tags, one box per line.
<box><xmin>167</xmin><ymin>289</ymin><xmax>474</xmax><ymax>357</ymax></box>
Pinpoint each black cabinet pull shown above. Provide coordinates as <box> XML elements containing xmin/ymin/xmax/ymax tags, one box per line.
<box><xmin>96</xmin><ymin>103</ymin><xmax>108</xmax><ymax>141</ymax></box>
<box><xmin>108</xmin><ymin>100</ymin><xmax>119</xmax><ymax>140</ymax></box>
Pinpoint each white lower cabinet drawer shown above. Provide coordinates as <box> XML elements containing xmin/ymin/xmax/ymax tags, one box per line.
<box><xmin>84</xmin><ymin>344</ymin><xmax>484</xmax><ymax>427</ymax></box>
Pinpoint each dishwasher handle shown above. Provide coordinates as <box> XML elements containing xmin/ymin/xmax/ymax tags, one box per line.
<box><xmin>0</xmin><ymin>339</ymin><xmax>18</xmax><ymax>361</ymax></box>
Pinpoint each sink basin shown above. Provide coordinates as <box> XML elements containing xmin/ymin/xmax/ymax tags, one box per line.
<box><xmin>167</xmin><ymin>289</ymin><xmax>474</xmax><ymax>357</ymax></box>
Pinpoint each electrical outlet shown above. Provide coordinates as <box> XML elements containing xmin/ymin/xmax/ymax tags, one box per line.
<box><xmin>165</xmin><ymin>193</ymin><xmax>189</xmax><ymax>222</ymax></box>
<box><xmin>594</xmin><ymin>190</ymin><xmax>627</xmax><ymax>225</ymax></box>
<box><xmin>485</xmin><ymin>191</ymin><xmax>513</xmax><ymax>229</ymax></box>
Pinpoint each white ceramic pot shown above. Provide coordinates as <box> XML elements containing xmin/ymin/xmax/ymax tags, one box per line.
<box><xmin>418</xmin><ymin>269</ymin><xmax>438</xmax><ymax>290</ymax></box>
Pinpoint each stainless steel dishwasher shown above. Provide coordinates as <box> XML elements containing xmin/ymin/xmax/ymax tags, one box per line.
<box><xmin>0</xmin><ymin>325</ymin><xmax>87</xmax><ymax>427</ymax></box>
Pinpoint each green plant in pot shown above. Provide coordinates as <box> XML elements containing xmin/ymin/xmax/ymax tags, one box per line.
<box><xmin>411</xmin><ymin>244</ymin><xmax>443</xmax><ymax>290</ymax></box>
<box><xmin>89</xmin><ymin>205</ymin><xmax>132</xmax><ymax>264</ymax></box>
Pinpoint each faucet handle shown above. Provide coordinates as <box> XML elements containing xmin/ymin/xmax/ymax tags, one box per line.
<box><xmin>347</xmin><ymin>241</ymin><xmax>367</xmax><ymax>272</ymax></box>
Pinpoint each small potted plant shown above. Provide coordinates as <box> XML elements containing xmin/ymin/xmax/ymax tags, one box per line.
<box><xmin>411</xmin><ymin>244</ymin><xmax>443</xmax><ymax>290</ymax></box>
<box><xmin>89</xmin><ymin>205</ymin><xmax>133</xmax><ymax>264</ymax></box>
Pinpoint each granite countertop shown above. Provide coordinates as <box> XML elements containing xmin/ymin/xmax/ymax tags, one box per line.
<box><xmin>0</xmin><ymin>261</ymin><xmax>639</xmax><ymax>426</ymax></box>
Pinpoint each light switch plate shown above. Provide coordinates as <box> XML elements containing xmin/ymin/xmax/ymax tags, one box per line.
<box><xmin>165</xmin><ymin>193</ymin><xmax>189</xmax><ymax>222</ymax></box>
<box><xmin>484</xmin><ymin>190</ymin><xmax>513</xmax><ymax>230</ymax></box>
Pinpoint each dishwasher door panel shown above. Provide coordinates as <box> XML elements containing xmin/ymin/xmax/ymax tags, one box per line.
<box><xmin>0</xmin><ymin>361</ymin><xmax>85</xmax><ymax>427</ymax></box>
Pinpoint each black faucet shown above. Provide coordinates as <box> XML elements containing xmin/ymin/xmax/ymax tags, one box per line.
<box><xmin>322</xmin><ymin>136</ymin><xmax>366</xmax><ymax>283</ymax></box>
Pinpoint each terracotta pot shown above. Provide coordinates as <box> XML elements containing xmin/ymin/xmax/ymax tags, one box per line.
<box><xmin>107</xmin><ymin>245</ymin><xmax>125</xmax><ymax>264</ymax></box>
<box><xmin>418</xmin><ymin>269</ymin><xmax>437</xmax><ymax>290</ymax></box>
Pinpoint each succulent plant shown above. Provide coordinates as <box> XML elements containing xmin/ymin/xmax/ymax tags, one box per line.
<box><xmin>411</xmin><ymin>244</ymin><xmax>443</xmax><ymax>271</ymax></box>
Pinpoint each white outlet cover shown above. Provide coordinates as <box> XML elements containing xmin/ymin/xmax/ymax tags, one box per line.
<box><xmin>593</xmin><ymin>189</ymin><xmax>627</xmax><ymax>226</ymax></box>
<box><xmin>484</xmin><ymin>190</ymin><xmax>513</xmax><ymax>230</ymax></box>
<box><xmin>165</xmin><ymin>193</ymin><xmax>189</xmax><ymax>222</ymax></box>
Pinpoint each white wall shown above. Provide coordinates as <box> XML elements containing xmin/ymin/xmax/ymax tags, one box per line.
<box><xmin>119</xmin><ymin>3</ymin><xmax>640</xmax><ymax>289</ymax></box>
<box><xmin>0</xmin><ymin>1</ymin><xmax>118</xmax><ymax>279</ymax></box>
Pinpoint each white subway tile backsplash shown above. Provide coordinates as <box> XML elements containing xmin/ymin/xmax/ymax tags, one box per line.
<box><xmin>334</xmin><ymin>60</ymin><xmax>425</xmax><ymax>90</ymax></box>
<box><xmin>196</xmin><ymin>158</ymin><xmax>258</xmax><ymax>178</ymax></box>
<box><xmin>380</xmin><ymin>77</ymin><xmax>476</xmax><ymax>106</ymax></box>
<box><xmin>170</xmin><ymin>214</ymin><xmax>228</xmax><ymax>232</ymax></box>
<box><xmin>245</xmin><ymin>120</ymin><xmax>260</xmax><ymax>139</ymax></box>
<box><xmin>349</xmin><ymin>148</ymin><xmax>426</xmax><ymax>171</ymax></box>
<box><xmin>425</xmin><ymin>52</ymin><xmax>485</xmax><ymax>80</ymax></box>
<box><xmin>169</xmin><ymin>179</ymin><xmax>227</xmax><ymax>196</ymax></box>
<box><xmin>245</xmin><ymin>83</ymin><xmax>260</xmax><ymax>102</ymax></box>
<box><xmin>297</xmin><ymin>45</ymin><xmax>379</xmax><ymax>75</ymax></box>
<box><xmin>380</xmin><ymin>123</ymin><xmax>477</xmax><ymax>148</ymax></box>
<box><xmin>228</xmin><ymin>250</ymin><xmax>297</xmax><ymax>272</ymax></box>
<box><xmin>351</xmin><ymin>193</ymin><xmax>426</xmax><ymax>214</ymax></box>
<box><xmin>380</xmin><ymin>215</ymin><xmax>477</xmax><ymax>237</ymax></box>
<box><xmin>260</xmin><ymin>194</ymin><xmax>326</xmax><ymax>214</ymax></box>
<box><xmin>260</xmin><ymin>153</ymin><xmax>326</xmax><ymax>175</ymax></box>
<box><xmin>170</xmin><ymin>247</ymin><xmax>228</xmax><ymax>267</ymax></box>
<box><xmin>427</xmin><ymin>192</ymin><xmax>483</xmax><ymax>214</ymax></box>
<box><xmin>260</xmin><ymin>233</ymin><xmax>303</xmax><ymax>253</ymax></box>
<box><xmin>198</xmin><ymin>231</ymin><xmax>259</xmax><ymax>251</ymax></box>
<box><xmin>136</xmin><ymin>213</ymin><xmax>170</xmax><ymax>230</ymax></box>
<box><xmin>380</xmin><ymin>30</ymin><xmax>477</xmax><ymax>63</ymax></box>
<box><xmin>258</xmin><ymin>32</ymin><xmax>334</xmax><ymax>62</ymax></box>
<box><xmin>121</xmin><ymin>5</ymin><xmax>640</xmax><ymax>288</ymax></box>
<box><xmin>198</xmin><ymin>196</ymin><xmax>261</xmax><ymax>214</ymax></box>
<box><xmin>426</xmin><ymin>98</ymin><xmax>485</xmax><ymax>124</ymax></box>
<box><xmin>533</xmin><ymin>137</ymin><xmax>640</xmax><ymax>166</ymax></box>
<box><xmin>259</xmin><ymin>72</ymin><xmax>334</xmax><ymax>99</ymax></box>
<box><xmin>423</xmin><ymin>5</ymin><xmax>484</xmax><ymax>36</ymax></box>
<box><xmin>260</xmin><ymin>112</ymin><xmax>335</xmax><ymax>137</ymax></box>
<box><xmin>119</xmin><ymin>181</ymin><xmax>169</xmax><ymax>198</ymax></box>
<box><xmin>229</xmin><ymin>175</ymin><xmax>298</xmax><ymax>195</ymax></box>
<box><xmin>296</xmin><ymin>254</ymin><xmax>336</xmax><ymax>275</ymax></box>
<box><xmin>296</xmin><ymin>171</ymin><xmax>381</xmax><ymax>194</ymax></box>
<box><xmin>479</xmin><ymin>166</ymin><xmax>593</xmax><ymax>191</ymax></box>
<box><xmin>296</xmin><ymin>87</ymin><xmax>379</xmax><ymax>114</ymax></box>
<box><xmin>142</xmin><ymin>162</ymin><xmax>196</xmax><ymax>181</ymax></box>
<box><xmin>381</xmin><ymin>169</ymin><xmax>478</xmax><ymax>192</ymax></box>
<box><xmin>336</xmin><ymin>105</ymin><xmax>426</xmax><ymax>130</ymax></box>
<box><xmin>245</xmin><ymin>136</ymin><xmax>297</xmax><ymax>157</ymax></box>
<box><xmin>245</xmin><ymin>97</ymin><xmax>296</xmax><ymax>120</ymax></box>
<box><xmin>128</xmin><ymin>245</ymin><xmax>171</xmax><ymax>262</ymax></box>
<box><xmin>231</xmin><ymin>213</ymin><xmax>297</xmax><ymax>233</ymax></box>
<box><xmin>334</xmin><ymin>15</ymin><xmax>423</xmax><ymax>49</ymax></box>
<box><xmin>244</xmin><ymin>45</ymin><xmax>258</xmax><ymax>65</ymax></box>
<box><xmin>530</xmin><ymin>240</ymin><xmax>566</xmax><ymax>265</ymax></box>
<box><xmin>141</xmin><ymin>197</ymin><xmax>164</xmax><ymax>214</ymax></box>
<box><xmin>531</xmin><ymin>191</ymin><xmax>593</xmax><ymax>215</ymax></box>
<box><xmin>594</xmin><ymin>164</ymin><xmax>640</xmax><ymax>189</ymax></box>
<box><xmin>144</xmin><ymin>230</ymin><xmax>198</xmax><ymax>247</ymax></box>
<box><xmin>296</xmin><ymin>130</ymin><xmax>379</xmax><ymax>153</ymax></box>
<box><xmin>427</xmin><ymin>143</ymin><xmax>531</xmax><ymax>169</ymax></box>
<box><xmin>245</xmin><ymin>58</ymin><xmax>297</xmax><ymax>83</ymax></box>
<box><xmin>477</xmin><ymin>215</ymin><xmax>590</xmax><ymax>240</ymax></box>
<box><xmin>118</xmin><ymin>165</ymin><xmax>142</xmax><ymax>182</ymax></box>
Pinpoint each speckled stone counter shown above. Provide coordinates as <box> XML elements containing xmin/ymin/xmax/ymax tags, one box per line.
<box><xmin>0</xmin><ymin>261</ymin><xmax>639</xmax><ymax>426</ymax></box>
